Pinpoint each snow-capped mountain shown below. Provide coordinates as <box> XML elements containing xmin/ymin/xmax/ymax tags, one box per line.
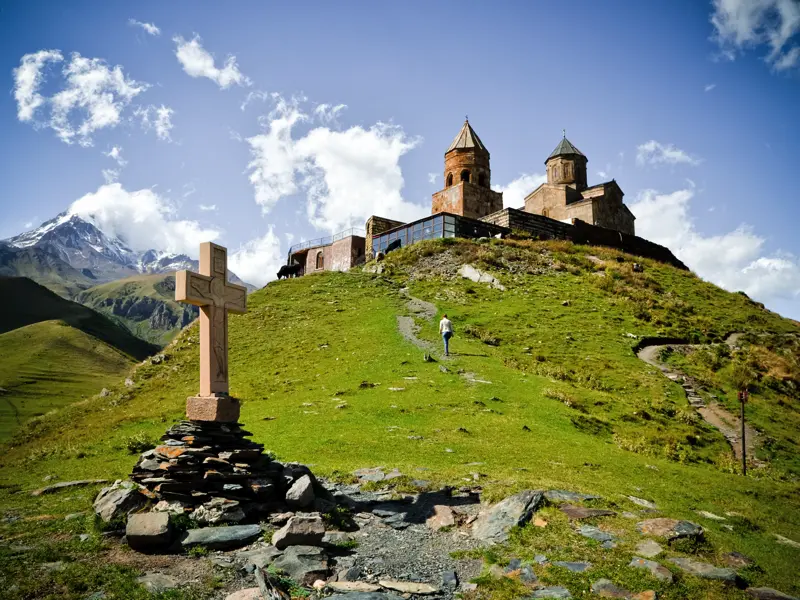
<box><xmin>3</xmin><ymin>212</ymin><xmax>252</xmax><ymax>290</ymax></box>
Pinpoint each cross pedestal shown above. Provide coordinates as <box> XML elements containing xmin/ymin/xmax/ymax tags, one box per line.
<box><xmin>176</xmin><ymin>242</ymin><xmax>247</xmax><ymax>422</ymax></box>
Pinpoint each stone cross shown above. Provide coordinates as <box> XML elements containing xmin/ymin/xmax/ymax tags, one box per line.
<box><xmin>176</xmin><ymin>242</ymin><xmax>247</xmax><ymax>422</ymax></box>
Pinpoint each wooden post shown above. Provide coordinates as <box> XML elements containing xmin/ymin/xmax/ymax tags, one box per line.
<box><xmin>739</xmin><ymin>390</ymin><xmax>748</xmax><ymax>476</ymax></box>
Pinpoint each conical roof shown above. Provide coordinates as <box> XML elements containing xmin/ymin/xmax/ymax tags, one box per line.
<box><xmin>446</xmin><ymin>119</ymin><xmax>488</xmax><ymax>153</ymax></box>
<box><xmin>547</xmin><ymin>136</ymin><xmax>585</xmax><ymax>160</ymax></box>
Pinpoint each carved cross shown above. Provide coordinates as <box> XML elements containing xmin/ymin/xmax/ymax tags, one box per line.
<box><xmin>176</xmin><ymin>242</ymin><xmax>247</xmax><ymax>397</ymax></box>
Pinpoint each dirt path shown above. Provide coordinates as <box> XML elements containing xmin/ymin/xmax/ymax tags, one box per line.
<box><xmin>396</xmin><ymin>288</ymin><xmax>440</xmax><ymax>355</ymax></box>
<box><xmin>636</xmin><ymin>333</ymin><xmax>759</xmax><ymax>462</ymax></box>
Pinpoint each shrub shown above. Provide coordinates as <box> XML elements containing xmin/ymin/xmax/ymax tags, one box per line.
<box><xmin>124</xmin><ymin>431</ymin><xmax>157</xmax><ymax>454</ymax></box>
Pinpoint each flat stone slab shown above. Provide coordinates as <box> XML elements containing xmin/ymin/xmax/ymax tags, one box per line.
<box><xmin>182</xmin><ymin>524</ymin><xmax>262</xmax><ymax>550</ymax></box>
<box><xmin>224</xmin><ymin>589</ymin><xmax>261</xmax><ymax>600</ymax></box>
<box><xmin>273</xmin><ymin>545</ymin><xmax>328</xmax><ymax>587</ymax></box>
<box><xmin>560</xmin><ymin>504</ymin><xmax>616</xmax><ymax>520</ymax></box>
<box><xmin>272</xmin><ymin>514</ymin><xmax>324</xmax><ymax>549</ymax></box>
<box><xmin>747</xmin><ymin>587</ymin><xmax>799</xmax><ymax>600</ymax></box>
<box><xmin>472</xmin><ymin>489</ymin><xmax>544</xmax><ymax>544</ymax></box>
<box><xmin>235</xmin><ymin>546</ymin><xmax>282</xmax><ymax>570</ymax></box>
<box><xmin>544</xmin><ymin>490</ymin><xmax>600</xmax><ymax>503</ymax></box>
<box><xmin>532</xmin><ymin>586</ymin><xmax>572</xmax><ymax>598</ymax></box>
<box><xmin>504</xmin><ymin>558</ymin><xmax>537</xmax><ymax>584</ymax></box>
<box><xmin>773</xmin><ymin>534</ymin><xmax>800</xmax><ymax>548</ymax></box>
<box><xmin>379</xmin><ymin>580</ymin><xmax>439</xmax><ymax>595</ymax></box>
<box><xmin>126</xmin><ymin>512</ymin><xmax>172</xmax><ymax>551</ymax></box>
<box><xmin>637</xmin><ymin>518</ymin><xmax>703</xmax><ymax>540</ymax></box>
<box><xmin>137</xmin><ymin>573</ymin><xmax>179</xmax><ymax>592</ymax></box>
<box><xmin>577</xmin><ymin>524</ymin><xmax>617</xmax><ymax>548</ymax></box>
<box><xmin>31</xmin><ymin>479</ymin><xmax>108</xmax><ymax>496</ymax></box>
<box><xmin>629</xmin><ymin>557</ymin><xmax>673</xmax><ymax>583</ymax></box>
<box><xmin>327</xmin><ymin>594</ymin><xmax>404</xmax><ymax>600</ymax></box>
<box><xmin>328</xmin><ymin>582</ymin><xmax>382</xmax><ymax>593</ymax></box>
<box><xmin>668</xmin><ymin>557</ymin><xmax>737</xmax><ymax>582</ymax></box>
<box><xmin>634</xmin><ymin>539</ymin><xmax>664</xmax><ymax>558</ymax></box>
<box><xmin>696</xmin><ymin>510</ymin><xmax>726</xmax><ymax>521</ymax></box>
<box><xmin>591</xmin><ymin>579</ymin><xmax>656</xmax><ymax>600</ymax></box>
<box><xmin>627</xmin><ymin>496</ymin><xmax>657</xmax><ymax>510</ymax></box>
<box><xmin>553</xmin><ymin>561</ymin><xmax>592</xmax><ymax>572</ymax></box>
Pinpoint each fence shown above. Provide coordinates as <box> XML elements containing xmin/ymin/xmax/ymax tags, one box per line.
<box><xmin>288</xmin><ymin>228</ymin><xmax>366</xmax><ymax>255</ymax></box>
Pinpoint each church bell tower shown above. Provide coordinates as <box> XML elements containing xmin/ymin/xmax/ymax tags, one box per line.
<box><xmin>431</xmin><ymin>119</ymin><xmax>503</xmax><ymax>220</ymax></box>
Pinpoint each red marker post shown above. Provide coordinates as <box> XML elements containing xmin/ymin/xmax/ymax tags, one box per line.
<box><xmin>738</xmin><ymin>390</ymin><xmax>749</xmax><ymax>476</ymax></box>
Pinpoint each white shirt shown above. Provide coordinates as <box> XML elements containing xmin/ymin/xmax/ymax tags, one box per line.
<box><xmin>439</xmin><ymin>318</ymin><xmax>453</xmax><ymax>334</ymax></box>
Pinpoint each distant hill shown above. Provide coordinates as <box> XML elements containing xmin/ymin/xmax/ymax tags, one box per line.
<box><xmin>0</xmin><ymin>320</ymin><xmax>135</xmax><ymax>442</ymax></box>
<box><xmin>0</xmin><ymin>277</ymin><xmax>157</xmax><ymax>360</ymax></box>
<box><xmin>75</xmin><ymin>273</ymin><xmax>199</xmax><ymax>346</ymax></box>
<box><xmin>0</xmin><ymin>241</ymin><xmax>95</xmax><ymax>298</ymax></box>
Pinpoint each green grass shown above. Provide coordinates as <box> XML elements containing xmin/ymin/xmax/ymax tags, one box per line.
<box><xmin>75</xmin><ymin>273</ymin><xmax>198</xmax><ymax>346</ymax></box>
<box><xmin>0</xmin><ymin>321</ymin><xmax>136</xmax><ymax>442</ymax></box>
<box><xmin>0</xmin><ymin>239</ymin><xmax>798</xmax><ymax>598</ymax></box>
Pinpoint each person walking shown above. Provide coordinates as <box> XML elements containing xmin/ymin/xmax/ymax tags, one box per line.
<box><xmin>439</xmin><ymin>313</ymin><xmax>453</xmax><ymax>356</ymax></box>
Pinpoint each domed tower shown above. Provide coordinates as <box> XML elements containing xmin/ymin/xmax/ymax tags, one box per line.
<box><xmin>432</xmin><ymin>119</ymin><xmax>503</xmax><ymax>220</ymax></box>
<box><xmin>545</xmin><ymin>135</ymin><xmax>587</xmax><ymax>191</ymax></box>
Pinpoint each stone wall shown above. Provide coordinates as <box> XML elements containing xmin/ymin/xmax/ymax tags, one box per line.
<box><xmin>304</xmin><ymin>246</ymin><xmax>327</xmax><ymax>273</ymax></box>
<box><xmin>591</xmin><ymin>194</ymin><xmax>636</xmax><ymax>236</ymax></box>
<box><xmin>329</xmin><ymin>236</ymin><xmax>366</xmax><ymax>272</ymax></box>
<box><xmin>432</xmin><ymin>182</ymin><xmax>503</xmax><ymax>221</ymax></box>
<box><xmin>444</xmin><ymin>148</ymin><xmax>491</xmax><ymax>189</ymax></box>
<box><xmin>482</xmin><ymin>208</ymin><xmax>573</xmax><ymax>239</ymax></box>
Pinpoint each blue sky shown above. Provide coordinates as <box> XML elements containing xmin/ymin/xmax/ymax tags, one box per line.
<box><xmin>1</xmin><ymin>1</ymin><xmax>799</xmax><ymax>317</ymax></box>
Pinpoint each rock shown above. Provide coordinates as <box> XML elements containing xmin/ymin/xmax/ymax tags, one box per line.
<box><xmin>272</xmin><ymin>514</ymin><xmax>325</xmax><ymax>549</ymax></box>
<box><xmin>272</xmin><ymin>545</ymin><xmax>329</xmax><ymax>586</ymax></box>
<box><xmin>323</xmin><ymin>531</ymin><xmax>355</xmax><ymax>546</ymax></box>
<box><xmin>79</xmin><ymin>533</ymin><xmax>90</xmax><ymax>542</ymax></box>
<box><xmin>668</xmin><ymin>557</ymin><xmax>737</xmax><ymax>582</ymax></box>
<box><xmin>634</xmin><ymin>539</ymin><xmax>664</xmax><ymax>558</ymax></box>
<box><xmin>458</xmin><ymin>264</ymin><xmax>506</xmax><ymax>290</ymax></box>
<box><xmin>153</xmin><ymin>500</ymin><xmax>187</xmax><ymax>515</ymax></box>
<box><xmin>773</xmin><ymin>534</ymin><xmax>800</xmax><ymax>548</ymax></box>
<box><xmin>236</xmin><ymin>547</ymin><xmax>282</xmax><ymax>570</ymax></box>
<box><xmin>471</xmin><ymin>489</ymin><xmax>544</xmax><ymax>544</ymax></box>
<box><xmin>136</xmin><ymin>573</ymin><xmax>178</xmax><ymax>592</ymax></box>
<box><xmin>636</xmin><ymin>518</ymin><xmax>703</xmax><ymax>540</ymax></box>
<box><xmin>286</xmin><ymin>474</ymin><xmax>316</xmax><ymax>508</ymax></box>
<box><xmin>190</xmin><ymin>497</ymin><xmax>245</xmax><ymax>525</ymax></box>
<box><xmin>544</xmin><ymin>490</ymin><xmax>600</xmax><ymax>503</ymax></box>
<box><xmin>627</xmin><ymin>496</ymin><xmax>658</xmax><ymax>510</ymax></box>
<box><xmin>629</xmin><ymin>557</ymin><xmax>673</xmax><ymax>583</ymax></box>
<box><xmin>93</xmin><ymin>481</ymin><xmax>147</xmax><ymax>523</ymax></box>
<box><xmin>64</xmin><ymin>512</ymin><xmax>84</xmax><ymax>521</ymax></box>
<box><xmin>225</xmin><ymin>589</ymin><xmax>262</xmax><ymax>600</ymax></box>
<box><xmin>577</xmin><ymin>524</ymin><xmax>617</xmax><ymax>547</ymax></box>
<box><xmin>269</xmin><ymin>512</ymin><xmax>294</xmax><ymax>526</ymax></box>
<box><xmin>590</xmin><ymin>579</ymin><xmax>630</xmax><ymax>598</ymax></box>
<box><xmin>379</xmin><ymin>580</ymin><xmax>439</xmax><ymax>595</ymax></box>
<box><xmin>696</xmin><ymin>510</ymin><xmax>726</xmax><ymax>521</ymax></box>
<box><xmin>338</xmin><ymin>566</ymin><xmax>364</xmax><ymax>581</ymax></box>
<box><xmin>100</xmin><ymin>388</ymin><xmax>110</xmax><ymax>397</ymax></box>
<box><xmin>441</xmin><ymin>570</ymin><xmax>459</xmax><ymax>589</ymax></box>
<box><xmin>532</xmin><ymin>587</ymin><xmax>572</xmax><ymax>599</ymax></box>
<box><xmin>181</xmin><ymin>524</ymin><xmax>262</xmax><ymax>550</ymax></box>
<box><xmin>504</xmin><ymin>558</ymin><xmax>537</xmax><ymax>584</ymax></box>
<box><xmin>439</xmin><ymin>365</ymin><xmax>450</xmax><ymax>373</ymax></box>
<box><xmin>426</xmin><ymin>505</ymin><xmax>456</xmax><ymax>531</ymax></box>
<box><xmin>327</xmin><ymin>594</ymin><xmax>404</xmax><ymax>600</ymax></box>
<box><xmin>722</xmin><ymin>551</ymin><xmax>755</xmax><ymax>568</ymax></box>
<box><xmin>559</xmin><ymin>504</ymin><xmax>616</xmax><ymax>520</ymax></box>
<box><xmin>353</xmin><ymin>467</ymin><xmax>386</xmax><ymax>483</ymax></box>
<box><xmin>747</xmin><ymin>588</ymin><xmax>799</xmax><ymax>600</ymax></box>
<box><xmin>32</xmin><ymin>479</ymin><xmax>108</xmax><ymax>496</ymax></box>
<box><xmin>553</xmin><ymin>561</ymin><xmax>592</xmax><ymax>573</ymax></box>
<box><xmin>125</xmin><ymin>512</ymin><xmax>172</xmax><ymax>551</ymax></box>
<box><xmin>328</xmin><ymin>582</ymin><xmax>382</xmax><ymax>593</ymax></box>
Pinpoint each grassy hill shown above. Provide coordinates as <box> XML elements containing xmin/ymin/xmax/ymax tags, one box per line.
<box><xmin>75</xmin><ymin>273</ymin><xmax>199</xmax><ymax>346</ymax></box>
<box><xmin>0</xmin><ymin>239</ymin><xmax>798</xmax><ymax>598</ymax></box>
<box><xmin>0</xmin><ymin>321</ymin><xmax>137</xmax><ymax>442</ymax></box>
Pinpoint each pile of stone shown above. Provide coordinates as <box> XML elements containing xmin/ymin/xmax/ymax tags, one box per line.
<box><xmin>125</xmin><ymin>420</ymin><xmax>334</xmax><ymax>524</ymax></box>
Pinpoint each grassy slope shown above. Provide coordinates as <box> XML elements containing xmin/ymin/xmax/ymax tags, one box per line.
<box><xmin>0</xmin><ymin>321</ymin><xmax>134</xmax><ymax>442</ymax></box>
<box><xmin>0</xmin><ymin>277</ymin><xmax>157</xmax><ymax>360</ymax></box>
<box><xmin>0</xmin><ymin>239</ymin><xmax>798</xmax><ymax>598</ymax></box>
<box><xmin>75</xmin><ymin>273</ymin><xmax>196</xmax><ymax>346</ymax></box>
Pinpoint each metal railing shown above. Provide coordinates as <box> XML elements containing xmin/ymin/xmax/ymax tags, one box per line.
<box><xmin>288</xmin><ymin>227</ymin><xmax>366</xmax><ymax>255</ymax></box>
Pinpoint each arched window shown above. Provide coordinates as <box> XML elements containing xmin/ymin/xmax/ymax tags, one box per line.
<box><xmin>478</xmin><ymin>173</ymin><xmax>486</xmax><ymax>187</ymax></box>
<box><xmin>446</xmin><ymin>173</ymin><xmax>453</xmax><ymax>187</ymax></box>
<box><xmin>316</xmin><ymin>251</ymin><xmax>324</xmax><ymax>270</ymax></box>
<box><xmin>460</xmin><ymin>169</ymin><xmax>470</xmax><ymax>183</ymax></box>
<box><xmin>542</xmin><ymin>209</ymin><xmax>550</xmax><ymax>218</ymax></box>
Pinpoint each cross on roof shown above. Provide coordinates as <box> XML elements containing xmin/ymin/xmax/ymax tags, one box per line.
<box><xmin>176</xmin><ymin>243</ymin><xmax>247</xmax><ymax>402</ymax></box>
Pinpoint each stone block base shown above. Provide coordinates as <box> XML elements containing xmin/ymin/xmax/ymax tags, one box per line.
<box><xmin>186</xmin><ymin>394</ymin><xmax>240</xmax><ymax>422</ymax></box>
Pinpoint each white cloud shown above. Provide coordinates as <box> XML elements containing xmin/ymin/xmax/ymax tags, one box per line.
<box><xmin>313</xmin><ymin>103</ymin><xmax>346</xmax><ymax>123</ymax></box>
<box><xmin>711</xmin><ymin>0</ymin><xmax>800</xmax><ymax>71</ymax></box>
<box><xmin>105</xmin><ymin>145</ymin><xmax>126</xmax><ymax>166</ymax></box>
<box><xmin>129</xmin><ymin>19</ymin><xmax>160</xmax><ymax>36</ymax></box>
<box><xmin>173</xmin><ymin>35</ymin><xmax>251</xmax><ymax>89</ymax></box>
<box><xmin>198</xmin><ymin>204</ymin><xmax>217</xmax><ymax>211</ymax></box>
<box><xmin>241</xmin><ymin>90</ymin><xmax>270</xmax><ymax>111</ymax></box>
<box><xmin>13</xmin><ymin>50</ymin><xmax>149</xmax><ymax>146</ymax></box>
<box><xmin>245</xmin><ymin>95</ymin><xmax>425</xmax><ymax>232</ymax></box>
<box><xmin>597</xmin><ymin>170</ymin><xmax>608</xmax><ymax>179</ymax></box>
<box><xmin>704</xmin><ymin>83</ymin><xmax>717</xmax><ymax>92</ymax></box>
<box><xmin>229</xmin><ymin>228</ymin><xmax>283</xmax><ymax>287</ymax></box>
<box><xmin>493</xmin><ymin>173</ymin><xmax>547</xmax><ymax>208</ymax></box>
<box><xmin>636</xmin><ymin>140</ymin><xmax>702</xmax><ymax>167</ymax></box>
<box><xmin>102</xmin><ymin>168</ymin><xmax>120</xmax><ymax>184</ymax></box>
<box><xmin>630</xmin><ymin>187</ymin><xmax>800</xmax><ymax>307</ymax></box>
<box><xmin>13</xmin><ymin>49</ymin><xmax>63</xmax><ymax>122</ymax></box>
<box><xmin>68</xmin><ymin>183</ymin><xmax>220</xmax><ymax>255</ymax></box>
<box><xmin>428</xmin><ymin>173</ymin><xmax>438</xmax><ymax>185</ymax></box>
<box><xmin>135</xmin><ymin>104</ymin><xmax>175</xmax><ymax>141</ymax></box>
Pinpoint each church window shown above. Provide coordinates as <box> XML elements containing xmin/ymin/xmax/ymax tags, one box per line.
<box><xmin>316</xmin><ymin>251</ymin><xmax>324</xmax><ymax>270</ymax></box>
<box><xmin>478</xmin><ymin>173</ymin><xmax>486</xmax><ymax>187</ymax></box>
<box><xmin>460</xmin><ymin>169</ymin><xmax>470</xmax><ymax>183</ymax></box>
<box><xmin>446</xmin><ymin>173</ymin><xmax>453</xmax><ymax>187</ymax></box>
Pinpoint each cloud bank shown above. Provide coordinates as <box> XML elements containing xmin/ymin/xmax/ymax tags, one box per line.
<box><xmin>636</xmin><ymin>141</ymin><xmax>702</xmax><ymax>167</ymax></box>
<box><xmin>174</xmin><ymin>35</ymin><xmax>252</xmax><ymax>89</ymax></box>
<box><xmin>493</xmin><ymin>173</ymin><xmax>547</xmax><ymax>209</ymax></box>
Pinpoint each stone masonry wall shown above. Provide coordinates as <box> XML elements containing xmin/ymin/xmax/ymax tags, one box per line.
<box><xmin>444</xmin><ymin>148</ymin><xmax>491</xmax><ymax>188</ymax></box>
<box><xmin>304</xmin><ymin>245</ymin><xmax>328</xmax><ymax>273</ymax></box>
<box><xmin>329</xmin><ymin>236</ymin><xmax>366</xmax><ymax>272</ymax></box>
<box><xmin>366</xmin><ymin>216</ymin><xmax>406</xmax><ymax>259</ymax></box>
<box><xmin>432</xmin><ymin>182</ymin><xmax>503</xmax><ymax>221</ymax></box>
